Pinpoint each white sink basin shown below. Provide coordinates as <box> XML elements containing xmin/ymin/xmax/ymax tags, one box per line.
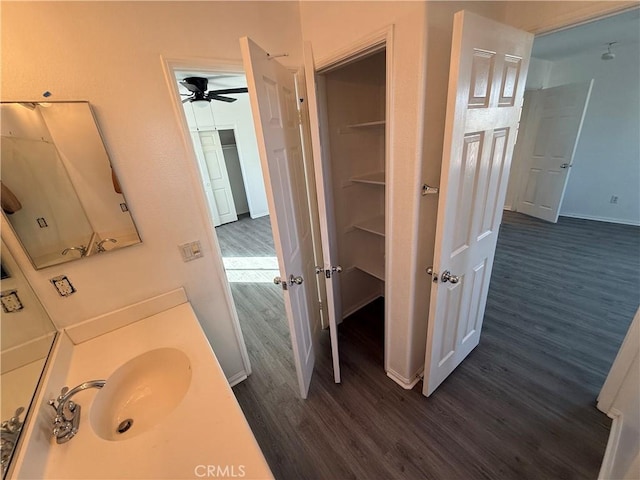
<box><xmin>90</xmin><ymin>348</ymin><xmax>192</xmax><ymax>441</ymax></box>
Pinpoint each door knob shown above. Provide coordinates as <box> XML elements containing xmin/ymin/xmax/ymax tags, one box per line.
<box><xmin>289</xmin><ymin>274</ymin><xmax>304</xmax><ymax>285</ymax></box>
<box><xmin>441</xmin><ymin>270</ymin><xmax>460</xmax><ymax>284</ymax></box>
<box><xmin>560</xmin><ymin>163</ymin><xmax>571</xmax><ymax>169</ymax></box>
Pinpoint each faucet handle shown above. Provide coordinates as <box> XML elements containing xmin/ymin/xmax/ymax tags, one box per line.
<box><xmin>56</xmin><ymin>386</ymin><xmax>69</xmax><ymax>403</ymax></box>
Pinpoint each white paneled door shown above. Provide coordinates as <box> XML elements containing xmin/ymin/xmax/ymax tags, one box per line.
<box><xmin>303</xmin><ymin>42</ymin><xmax>342</xmax><ymax>384</ymax></box>
<box><xmin>240</xmin><ymin>37</ymin><xmax>322</xmax><ymax>398</ymax></box>
<box><xmin>515</xmin><ymin>81</ymin><xmax>593</xmax><ymax>222</ymax></box>
<box><xmin>423</xmin><ymin>11</ymin><xmax>533</xmax><ymax>396</ymax></box>
<box><xmin>197</xmin><ymin>130</ymin><xmax>238</xmax><ymax>226</ymax></box>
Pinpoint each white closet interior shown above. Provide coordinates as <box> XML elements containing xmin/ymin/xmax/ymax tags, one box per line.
<box><xmin>318</xmin><ymin>49</ymin><xmax>387</xmax><ymax>320</ymax></box>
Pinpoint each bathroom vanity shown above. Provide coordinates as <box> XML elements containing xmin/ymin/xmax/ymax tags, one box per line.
<box><xmin>8</xmin><ymin>289</ymin><xmax>273</xmax><ymax>479</ymax></box>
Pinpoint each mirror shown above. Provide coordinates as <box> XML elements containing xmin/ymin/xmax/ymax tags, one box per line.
<box><xmin>0</xmin><ymin>102</ymin><xmax>141</xmax><ymax>269</ymax></box>
<box><xmin>0</xmin><ymin>240</ymin><xmax>57</xmax><ymax>476</ymax></box>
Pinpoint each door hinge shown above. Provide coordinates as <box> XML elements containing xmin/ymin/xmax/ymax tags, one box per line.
<box><xmin>316</xmin><ymin>265</ymin><xmax>343</xmax><ymax>278</ymax></box>
<box><xmin>273</xmin><ymin>276</ymin><xmax>288</xmax><ymax>290</ymax></box>
<box><xmin>426</xmin><ymin>267</ymin><xmax>438</xmax><ymax>283</ymax></box>
<box><xmin>422</xmin><ymin>184</ymin><xmax>439</xmax><ymax>196</ymax></box>
<box><xmin>318</xmin><ymin>300</ymin><xmax>323</xmax><ymax>311</ymax></box>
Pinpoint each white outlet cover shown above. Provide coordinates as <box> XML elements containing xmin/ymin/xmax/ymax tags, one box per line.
<box><xmin>0</xmin><ymin>290</ymin><xmax>23</xmax><ymax>313</ymax></box>
<box><xmin>50</xmin><ymin>275</ymin><xmax>76</xmax><ymax>297</ymax></box>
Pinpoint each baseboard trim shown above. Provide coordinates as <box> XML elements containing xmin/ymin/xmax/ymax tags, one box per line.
<box><xmin>386</xmin><ymin>368</ymin><xmax>421</xmax><ymax>390</ymax></box>
<box><xmin>227</xmin><ymin>370</ymin><xmax>249</xmax><ymax>387</ymax></box>
<box><xmin>598</xmin><ymin>408</ymin><xmax>624</xmax><ymax>480</ymax></box>
<box><xmin>560</xmin><ymin>212</ymin><xmax>640</xmax><ymax>227</ymax></box>
<box><xmin>250</xmin><ymin>211</ymin><xmax>269</xmax><ymax>219</ymax></box>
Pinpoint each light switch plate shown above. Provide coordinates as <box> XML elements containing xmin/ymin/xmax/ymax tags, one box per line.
<box><xmin>179</xmin><ymin>241</ymin><xmax>203</xmax><ymax>262</ymax></box>
<box><xmin>50</xmin><ymin>275</ymin><xmax>76</xmax><ymax>297</ymax></box>
<box><xmin>1</xmin><ymin>290</ymin><xmax>23</xmax><ymax>313</ymax></box>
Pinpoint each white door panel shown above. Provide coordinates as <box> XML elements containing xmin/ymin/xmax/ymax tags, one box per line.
<box><xmin>241</xmin><ymin>37</ymin><xmax>320</xmax><ymax>398</ymax></box>
<box><xmin>424</xmin><ymin>11</ymin><xmax>533</xmax><ymax>396</ymax></box>
<box><xmin>190</xmin><ymin>131</ymin><xmax>221</xmax><ymax>226</ymax></box>
<box><xmin>303</xmin><ymin>42</ymin><xmax>342</xmax><ymax>384</ymax></box>
<box><xmin>294</xmin><ymin>67</ymin><xmax>329</xmax><ymax>351</ymax></box>
<box><xmin>515</xmin><ymin>81</ymin><xmax>593</xmax><ymax>222</ymax></box>
<box><xmin>199</xmin><ymin>130</ymin><xmax>238</xmax><ymax>225</ymax></box>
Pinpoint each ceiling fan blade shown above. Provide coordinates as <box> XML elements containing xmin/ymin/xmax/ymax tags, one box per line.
<box><xmin>180</xmin><ymin>81</ymin><xmax>201</xmax><ymax>93</ymax></box>
<box><xmin>209</xmin><ymin>95</ymin><xmax>237</xmax><ymax>103</ymax></box>
<box><xmin>209</xmin><ymin>87</ymin><xmax>248</xmax><ymax>95</ymax></box>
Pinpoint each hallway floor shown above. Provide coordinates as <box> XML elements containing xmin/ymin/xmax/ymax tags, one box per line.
<box><xmin>228</xmin><ymin>212</ymin><xmax>639</xmax><ymax>479</ymax></box>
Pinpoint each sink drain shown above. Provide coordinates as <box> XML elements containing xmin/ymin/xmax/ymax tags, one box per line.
<box><xmin>116</xmin><ymin>419</ymin><xmax>133</xmax><ymax>434</ymax></box>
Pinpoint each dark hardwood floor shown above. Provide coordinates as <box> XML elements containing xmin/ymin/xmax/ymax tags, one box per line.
<box><xmin>223</xmin><ymin>212</ymin><xmax>640</xmax><ymax>480</ymax></box>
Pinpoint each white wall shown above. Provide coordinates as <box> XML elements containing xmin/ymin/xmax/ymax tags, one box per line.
<box><xmin>547</xmin><ymin>42</ymin><xmax>640</xmax><ymax>225</ymax></box>
<box><xmin>1</xmin><ymin>1</ymin><xmax>303</xmax><ymax>381</ymax></box>
<box><xmin>525</xmin><ymin>57</ymin><xmax>552</xmax><ymax>90</ymax></box>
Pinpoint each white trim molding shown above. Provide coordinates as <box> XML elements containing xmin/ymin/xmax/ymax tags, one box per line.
<box><xmin>386</xmin><ymin>367</ymin><xmax>421</xmax><ymax>390</ymax></box>
<box><xmin>560</xmin><ymin>213</ymin><xmax>640</xmax><ymax>227</ymax></box>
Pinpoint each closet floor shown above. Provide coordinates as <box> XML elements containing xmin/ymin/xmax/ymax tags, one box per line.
<box><xmin>231</xmin><ymin>211</ymin><xmax>639</xmax><ymax>480</ymax></box>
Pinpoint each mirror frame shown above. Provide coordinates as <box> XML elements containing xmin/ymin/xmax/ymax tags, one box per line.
<box><xmin>0</xmin><ymin>101</ymin><xmax>142</xmax><ymax>270</ymax></box>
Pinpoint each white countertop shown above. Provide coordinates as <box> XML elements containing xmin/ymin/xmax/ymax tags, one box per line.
<box><xmin>39</xmin><ymin>303</ymin><xmax>273</xmax><ymax>480</ymax></box>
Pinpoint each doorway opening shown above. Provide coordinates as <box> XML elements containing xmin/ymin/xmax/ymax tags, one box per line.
<box><xmin>172</xmin><ymin>68</ymin><xmax>299</xmax><ymax>392</ymax></box>
<box><xmin>310</xmin><ymin>44</ymin><xmax>390</xmax><ymax>384</ymax></box>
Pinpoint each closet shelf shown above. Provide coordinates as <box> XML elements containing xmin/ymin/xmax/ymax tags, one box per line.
<box><xmin>354</xmin><ymin>258</ymin><xmax>385</xmax><ymax>281</ymax></box>
<box><xmin>347</xmin><ymin>120</ymin><xmax>385</xmax><ymax>128</ymax></box>
<box><xmin>353</xmin><ymin>216</ymin><xmax>385</xmax><ymax>237</ymax></box>
<box><xmin>350</xmin><ymin>171</ymin><xmax>385</xmax><ymax>185</ymax></box>
<box><xmin>339</xmin><ymin>120</ymin><xmax>385</xmax><ymax>134</ymax></box>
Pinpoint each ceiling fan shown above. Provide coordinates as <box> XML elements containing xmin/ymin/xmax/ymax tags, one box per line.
<box><xmin>180</xmin><ymin>76</ymin><xmax>248</xmax><ymax>103</ymax></box>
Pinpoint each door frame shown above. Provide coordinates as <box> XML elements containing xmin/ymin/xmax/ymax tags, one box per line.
<box><xmin>161</xmin><ymin>56</ymin><xmax>252</xmax><ymax>385</ymax></box>
<box><xmin>309</xmin><ymin>25</ymin><xmax>397</xmax><ymax>381</ymax></box>
<box><xmin>161</xmin><ymin>55</ymin><xmax>325</xmax><ymax>391</ymax></box>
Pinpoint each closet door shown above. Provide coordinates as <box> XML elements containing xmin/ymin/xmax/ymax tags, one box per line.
<box><xmin>198</xmin><ymin>130</ymin><xmax>238</xmax><ymax>225</ymax></box>
<box><xmin>240</xmin><ymin>37</ymin><xmax>322</xmax><ymax>398</ymax></box>
<box><xmin>423</xmin><ymin>11</ymin><xmax>533</xmax><ymax>396</ymax></box>
<box><xmin>303</xmin><ymin>42</ymin><xmax>342</xmax><ymax>384</ymax></box>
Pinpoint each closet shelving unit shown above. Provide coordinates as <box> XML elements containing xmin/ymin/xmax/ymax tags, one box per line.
<box><xmin>322</xmin><ymin>50</ymin><xmax>387</xmax><ymax>315</ymax></box>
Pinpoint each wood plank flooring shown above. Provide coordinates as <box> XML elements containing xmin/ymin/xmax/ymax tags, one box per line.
<box><xmin>221</xmin><ymin>212</ymin><xmax>640</xmax><ymax>480</ymax></box>
<box><xmin>216</xmin><ymin>213</ymin><xmax>276</xmax><ymax>257</ymax></box>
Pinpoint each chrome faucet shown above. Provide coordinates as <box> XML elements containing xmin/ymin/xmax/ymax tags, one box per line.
<box><xmin>48</xmin><ymin>380</ymin><xmax>106</xmax><ymax>444</ymax></box>
<box><xmin>1</xmin><ymin>407</ymin><xmax>24</xmax><ymax>475</ymax></box>
<box><xmin>96</xmin><ymin>238</ymin><xmax>117</xmax><ymax>252</ymax></box>
<box><xmin>61</xmin><ymin>245</ymin><xmax>88</xmax><ymax>257</ymax></box>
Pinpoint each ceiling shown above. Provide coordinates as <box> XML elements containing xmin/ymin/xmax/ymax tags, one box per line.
<box><xmin>532</xmin><ymin>8</ymin><xmax>640</xmax><ymax>61</ymax></box>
